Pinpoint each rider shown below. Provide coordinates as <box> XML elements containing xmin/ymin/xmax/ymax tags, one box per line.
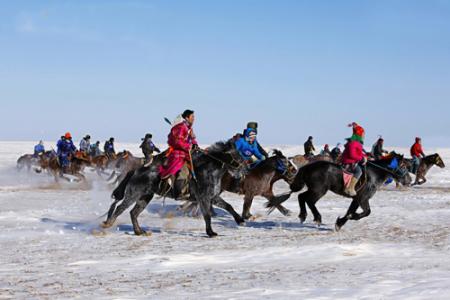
<box><xmin>159</xmin><ymin>110</ymin><xmax>198</xmax><ymax>198</ymax></box>
<box><xmin>245</xmin><ymin>122</ymin><xmax>269</xmax><ymax>158</ymax></box>
<box><xmin>89</xmin><ymin>141</ymin><xmax>101</xmax><ymax>157</ymax></box>
<box><xmin>331</xmin><ymin>143</ymin><xmax>342</xmax><ymax>162</ymax></box>
<box><xmin>371</xmin><ymin>137</ymin><xmax>388</xmax><ymax>160</ymax></box>
<box><xmin>140</xmin><ymin>133</ymin><xmax>161</xmax><ymax>164</ymax></box>
<box><xmin>79</xmin><ymin>135</ymin><xmax>91</xmax><ymax>154</ymax></box>
<box><xmin>34</xmin><ymin>140</ymin><xmax>45</xmax><ymax>157</ymax></box>
<box><xmin>320</xmin><ymin>144</ymin><xmax>331</xmax><ymax>156</ymax></box>
<box><xmin>104</xmin><ymin>137</ymin><xmax>116</xmax><ymax>158</ymax></box>
<box><xmin>304</xmin><ymin>136</ymin><xmax>315</xmax><ymax>158</ymax></box>
<box><xmin>341</xmin><ymin>138</ymin><xmax>367</xmax><ymax>196</ymax></box>
<box><xmin>235</xmin><ymin>127</ymin><xmax>266</xmax><ymax>168</ymax></box>
<box><xmin>410</xmin><ymin>137</ymin><xmax>425</xmax><ymax>174</ymax></box>
<box><xmin>57</xmin><ymin>132</ymin><xmax>77</xmax><ymax>169</ymax></box>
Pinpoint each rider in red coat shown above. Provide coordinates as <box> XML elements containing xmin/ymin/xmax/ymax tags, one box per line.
<box><xmin>159</xmin><ymin>110</ymin><xmax>198</xmax><ymax>179</ymax></box>
<box><xmin>410</xmin><ymin>137</ymin><xmax>425</xmax><ymax>174</ymax></box>
<box><xmin>341</xmin><ymin>139</ymin><xmax>366</xmax><ymax>196</ymax></box>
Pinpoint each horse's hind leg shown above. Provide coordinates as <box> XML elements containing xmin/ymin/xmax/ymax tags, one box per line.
<box><xmin>303</xmin><ymin>189</ymin><xmax>326</xmax><ymax>225</ymax></box>
<box><xmin>130</xmin><ymin>194</ymin><xmax>154</xmax><ymax>236</ymax></box>
<box><xmin>335</xmin><ymin>199</ymin><xmax>359</xmax><ymax>231</ymax></box>
<box><xmin>298</xmin><ymin>192</ymin><xmax>308</xmax><ymax>223</ymax></box>
<box><xmin>213</xmin><ymin>196</ymin><xmax>245</xmax><ymax>225</ymax></box>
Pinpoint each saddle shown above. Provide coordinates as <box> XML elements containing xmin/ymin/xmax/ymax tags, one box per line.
<box><xmin>341</xmin><ymin>166</ymin><xmax>366</xmax><ymax>191</ymax></box>
<box><xmin>159</xmin><ymin>163</ymin><xmax>192</xmax><ymax>200</ymax></box>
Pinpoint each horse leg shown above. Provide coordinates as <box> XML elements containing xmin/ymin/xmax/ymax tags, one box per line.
<box><xmin>213</xmin><ymin>195</ymin><xmax>245</xmax><ymax>225</ymax></box>
<box><xmin>298</xmin><ymin>192</ymin><xmax>308</xmax><ymax>223</ymax></box>
<box><xmin>130</xmin><ymin>194</ymin><xmax>154</xmax><ymax>236</ymax></box>
<box><xmin>102</xmin><ymin>190</ymin><xmax>138</xmax><ymax>228</ymax></box>
<box><xmin>304</xmin><ymin>190</ymin><xmax>326</xmax><ymax>226</ymax></box>
<box><xmin>263</xmin><ymin>190</ymin><xmax>291</xmax><ymax>217</ymax></box>
<box><xmin>347</xmin><ymin>197</ymin><xmax>372</xmax><ymax>222</ymax></box>
<box><xmin>242</xmin><ymin>194</ymin><xmax>254</xmax><ymax>220</ymax></box>
<box><xmin>335</xmin><ymin>199</ymin><xmax>359</xmax><ymax>231</ymax></box>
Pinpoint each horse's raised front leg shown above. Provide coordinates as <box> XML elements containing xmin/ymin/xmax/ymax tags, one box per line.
<box><xmin>335</xmin><ymin>198</ymin><xmax>359</xmax><ymax>231</ymax></box>
<box><xmin>213</xmin><ymin>195</ymin><xmax>244</xmax><ymax>225</ymax></box>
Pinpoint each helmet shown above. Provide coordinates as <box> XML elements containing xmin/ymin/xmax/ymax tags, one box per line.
<box><xmin>85</xmin><ymin>135</ymin><xmax>91</xmax><ymax>139</ymax></box>
<box><xmin>110</xmin><ymin>137</ymin><xmax>115</xmax><ymax>142</ymax></box>
<box><xmin>65</xmin><ymin>132</ymin><xmax>72</xmax><ymax>139</ymax></box>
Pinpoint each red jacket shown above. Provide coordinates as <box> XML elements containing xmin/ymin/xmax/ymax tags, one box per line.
<box><xmin>410</xmin><ymin>142</ymin><xmax>424</xmax><ymax>158</ymax></box>
<box><xmin>342</xmin><ymin>141</ymin><xmax>365</xmax><ymax>164</ymax></box>
<box><xmin>168</xmin><ymin>121</ymin><xmax>198</xmax><ymax>153</ymax></box>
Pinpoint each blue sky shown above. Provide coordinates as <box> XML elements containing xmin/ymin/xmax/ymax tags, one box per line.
<box><xmin>1</xmin><ymin>0</ymin><xmax>449</xmax><ymax>147</ymax></box>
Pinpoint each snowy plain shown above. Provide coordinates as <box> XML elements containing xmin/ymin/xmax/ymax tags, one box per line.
<box><xmin>0</xmin><ymin>141</ymin><xmax>449</xmax><ymax>299</ymax></box>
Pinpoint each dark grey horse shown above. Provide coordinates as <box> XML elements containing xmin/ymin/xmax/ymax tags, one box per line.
<box><xmin>267</xmin><ymin>153</ymin><xmax>412</xmax><ymax>231</ymax></box>
<box><xmin>102</xmin><ymin>139</ymin><xmax>247</xmax><ymax>237</ymax></box>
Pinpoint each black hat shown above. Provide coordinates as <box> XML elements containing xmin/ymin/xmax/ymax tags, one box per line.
<box><xmin>247</xmin><ymin>122</ymin><xmax>258</xmax><ymax>130</ymax></box>
<box><xmin>85</xmin><ymin>135</ymin><xmax>91</xmax><ymax>139</ymax></box>
<box><xmin>182</xmin><ymin>109</ymin><xmax>195</xmax><ymax>119</ymax></box>
<box><xmin>110</xmin><ymin>137</ymin><xmax>114</xmax><ymax>142</ymax></box>
<box><xmin>308</xmin><ymin>136</ymin><xmax>313</xmax><ymax>140</ymax></box>
<box><xmin>145</xmin><ymin>133</ymin><xmax>152</xmax><ymax>139</ymax></box>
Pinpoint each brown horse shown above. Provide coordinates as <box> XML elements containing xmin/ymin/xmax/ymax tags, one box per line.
<box><xmin>220</xmin><ymin>150</ymin><xmax>298</xmax><ymax>220</ymax></box>
<box><xmin>290</xmin><ymin>154</ymin><xmax>334</xmax><ymax>169</ymax></box>
<box><xmin>42</xmin><ymin>154</ymin><xmax>91</xmax><ymax>182</ymax></box>
<box><xmin>112</xmin><ymin>151</ymin><xmax>146</xmax><ymax>184</ymax></box>
<box><xmin>409</xmin><ymin>153</ymin><xmax>445</xmax><ymax>185</ymax></box>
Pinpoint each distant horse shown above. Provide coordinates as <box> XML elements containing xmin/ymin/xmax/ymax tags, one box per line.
<box><xmin>290</xmin><ymin>154</ymin><xmax>334</xmax><ymax>169</ymax></box>
<box><xmin>17</xmin><ymin>151</ymin><xmax>55</xmax><ymax>173</ymax></box>
<box><xmin>43</xmin><ymin>154</ymin><xmax>91</xmax><ymax>182</ymax></box>
<box><xmin>112</xmin><ymin>151</ymin><xmax>146</xmax><ymax>184</ymax></box>
<box><xmin>408</xmin><ymin>153</ymin><xmax>445</xmax><ymax>185</ymax></box>
<box><xmin>102</xmin><ymin>139</ymin><xmax>248</xmax><ymax>237</ymax></box>
<box><xmin>221</xmin><ymin>150</ymin><xmax>297</xmax><ymax>220</ymax></box>
<box><xmin>267</xmin><ymin>153</ymin><xmax>412</xmax><ymax>231</ymax></box>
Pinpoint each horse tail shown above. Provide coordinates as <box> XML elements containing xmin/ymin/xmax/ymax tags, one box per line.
<box><xmin>290</xmin><ymin>166</ymin><xmax>306</xmax><ymax>192</ymax></box>
<box><xmin>112</xmin><ymin>170</ymin><xmax>135</xmax><ymax>200</ymax></box>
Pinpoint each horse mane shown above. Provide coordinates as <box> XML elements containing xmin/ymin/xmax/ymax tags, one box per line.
<box><xmin>206</xmin><ymin>139</ymin><xmax>234</xmax><ymax>155</ymax></box>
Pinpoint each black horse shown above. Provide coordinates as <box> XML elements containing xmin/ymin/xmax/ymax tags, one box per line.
<box><xmin>102</xmin><ymin>139</ymin><xmax>247</xmax><ymax>237</ymax></box>
<box><xmin>267</xmin><ymin>153</ymin><xmax>412</xmax><ymax>231</ymax></box>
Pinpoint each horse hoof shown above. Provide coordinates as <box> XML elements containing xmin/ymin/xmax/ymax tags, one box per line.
<box><xmin>101</xmin><ymin>221</ymin><xmax>112</xmax><ymax>229</ymax></box>
<box><xmin>207</xmin><ymin>231</ymin><xmax>218</xmax><ymax>238</ymax></box>
<box><xmin>315</xmin><ymin>221</ymin><xmax>322</xmax><ymax>227</ymax></box>
<box><xmin>335</xmin><ymin>223</ymin><xmax>341</xmax><ymax>232</ymax></box>
<box><xmin>285</xmin><ymin>210</ymin><xmax>293</xmax><ymax>217</ymax></box>
<box><xmin>135</xmin><ymin>230</ymin><xmax>151</xmax><ymax>237</ymax></box>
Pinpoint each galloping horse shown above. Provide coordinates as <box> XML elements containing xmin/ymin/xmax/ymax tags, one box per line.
<box><xmin>102</xmin><ymin>140</ymin><xmax>248</xmax><ymax>237</ymax></box>
<box><xmin>267</xmin><ymin>153</ymin><xmax>412</xmax><ymax>231</ymax></box>
<box><xmin>221</xmin><ymin>150</ymin><xmax>297</xmax><ymax>220</ymax></box>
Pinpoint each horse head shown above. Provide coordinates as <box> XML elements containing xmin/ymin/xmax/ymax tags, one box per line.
<box><xmin>431</xmin><ymin>153</ymin><xmax>445</xmax><ymax>168</ymax></box>
<box><xmin>271</xmin><ymin>149</ymin><xmax>297</xmax><ymax>184</ymax></box>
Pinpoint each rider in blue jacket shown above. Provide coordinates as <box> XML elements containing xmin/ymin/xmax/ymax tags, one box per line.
<box><xmin>235</xmin><ymin>128</ymin><xmax>266</xmax><ymax>168</ymax></box>
<box><xmin>34</xmin><ymin>141</ymin><xmax>45</xmax><ymax>157</ymax></box>
<box><xmin>57</xmin><ymin>133</ymin><xmax>77</xmax><ymax>168</ymax></box>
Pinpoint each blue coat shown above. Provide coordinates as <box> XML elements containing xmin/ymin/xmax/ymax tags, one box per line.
<box><xmin>235</xmin><ymin>137</ymin><xmax>264</xmax><ymax>162</ymax></box>
<box><xmin>34</xmin><ymin>144</ymin><xmax>45</xmax><ymax>156</ymax></box>
<box><xmin>57</xmin><ymin>139</ymin><xmax>76</xmax><ymax>156</ymax></box>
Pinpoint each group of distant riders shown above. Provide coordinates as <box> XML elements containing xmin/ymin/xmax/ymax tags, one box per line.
<box><xmin>31</xmin><ymin>109</ymin><xmax>428</xmax><ymax>196</ymax></box>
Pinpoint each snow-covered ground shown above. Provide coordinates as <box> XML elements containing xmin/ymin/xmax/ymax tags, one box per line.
<box><xmin>1</xmin><ymin>142</ymin><xmax>449</xmax><ymax>299</ymax></box>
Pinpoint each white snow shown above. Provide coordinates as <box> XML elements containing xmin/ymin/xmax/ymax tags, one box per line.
<box><xmin>1</xmin><ymin>142</ymin><xmax>449</xmax><ymax>299</ymax></box>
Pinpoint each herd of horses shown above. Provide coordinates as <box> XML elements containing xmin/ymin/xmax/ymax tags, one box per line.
<box><xmin>17</xmin><ymin>142</ymin><xmax>445</xmax><ymax>237</ymax></box>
